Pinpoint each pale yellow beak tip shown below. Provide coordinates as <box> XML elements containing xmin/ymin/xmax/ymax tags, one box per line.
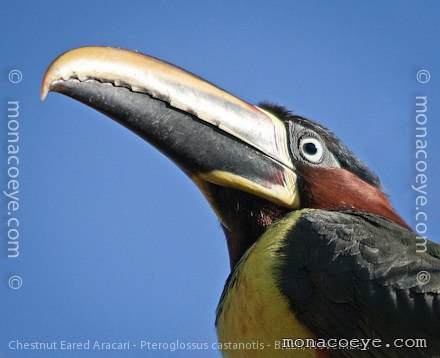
<box><xmin>40</xmin><ymin>83</ymin><xmax>49</xmax><ymax>101</ymax></box>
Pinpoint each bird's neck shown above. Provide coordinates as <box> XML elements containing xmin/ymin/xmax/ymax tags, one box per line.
<box><xmin>217</xmin><ymin>165</ymin><xmax>411</xmax><ymax>271</ymax></box>
<box><xmin>297</xmin><ymin>164</ymin><xmax>411</xmax><ymax>231</ymax></box>
<box><xmin>222</xmin><ymin>204</ymin><xmax>286</xmax><ymax>269</ymax></box>
<box><xmin>212</xmin><ymin>187</ymin><xmax>288</xmax><ymax>269</ymax></box>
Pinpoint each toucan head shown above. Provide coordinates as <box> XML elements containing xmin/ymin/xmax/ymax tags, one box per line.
<box><xmin>42</xmin><ymin>47</ymin><xmax>409</xmax><ymax>269</ymax></box>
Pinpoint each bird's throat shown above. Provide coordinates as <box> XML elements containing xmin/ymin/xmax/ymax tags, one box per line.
<box><xmin>207</xmin><ymin>184</ymin><xmax>288</xmax><ymax>269</ymax></box>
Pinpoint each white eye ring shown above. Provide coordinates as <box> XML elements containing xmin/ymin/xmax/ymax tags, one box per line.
<box><xmin>299</xmin><ymin>136</ymin><xmax>324</xmax><ymax>163</ymax></box>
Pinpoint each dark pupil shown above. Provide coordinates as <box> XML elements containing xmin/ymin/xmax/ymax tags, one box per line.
<box><xmin>304</xmin><ymin>142</ymin><xmax>317</xmax><ymax>155</ymax></box>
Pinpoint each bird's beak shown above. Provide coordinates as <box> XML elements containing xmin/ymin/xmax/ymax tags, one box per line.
<box><xmin>41</xmin><ymin>47</ymin><xmax>300</xmax><ymax>226</ymax></box>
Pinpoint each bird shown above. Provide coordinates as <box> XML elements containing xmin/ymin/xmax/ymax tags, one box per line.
<box><xmin>42</xmin><ymin>47</ymin><xmax>440</xmax><ymax>357</ymax></box>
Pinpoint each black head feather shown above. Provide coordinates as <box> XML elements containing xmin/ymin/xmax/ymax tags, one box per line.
<box><xmin>258</xmin><ymin>102</ymin><xmax>382</xmax><ymax>191</ymax></box>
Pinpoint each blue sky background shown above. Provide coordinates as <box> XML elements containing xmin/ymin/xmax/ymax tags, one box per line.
<box><xmin>1</xmin><ymin>1</ymin><xmax>439</xmax><ymax>357</ymax></box>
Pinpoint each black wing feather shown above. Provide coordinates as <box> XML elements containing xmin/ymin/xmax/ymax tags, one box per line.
<box><xmin>277</xmin><ymin>210</ymin><xmax>440</xmax><ymax>357</ymax></box>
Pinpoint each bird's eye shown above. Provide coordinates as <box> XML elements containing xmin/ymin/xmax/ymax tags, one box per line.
<box><xmin>299</xmin><ymin>136</ymin><xmax>324</xmax><ymax>163</ymax></box>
